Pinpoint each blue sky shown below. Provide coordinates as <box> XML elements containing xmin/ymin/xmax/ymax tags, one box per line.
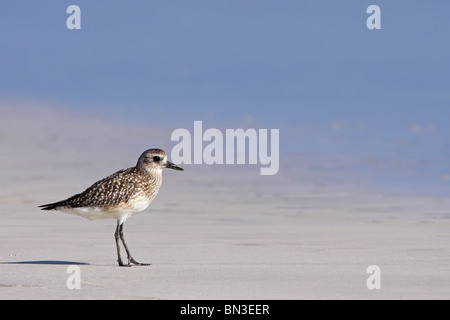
<box><xmin>1</xmin><ymin>1</ymin><xmax>449</xmax><ymax>194</ymax></box>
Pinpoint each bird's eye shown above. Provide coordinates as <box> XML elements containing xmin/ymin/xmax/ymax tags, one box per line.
<box><xmin>153</xmin><ymin>156</ymin><xmax>161</xmax><ymax>162</ymax></box>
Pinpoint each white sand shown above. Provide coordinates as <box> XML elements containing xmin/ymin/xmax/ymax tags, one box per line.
<box><xmin>1</xmin><ymin>103</ymin><xmax>450</xmax><ymax>299</ymax></box>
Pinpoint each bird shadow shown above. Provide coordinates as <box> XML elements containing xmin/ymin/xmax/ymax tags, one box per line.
<box><xmin>1</xmin><ymin>260</ymin><xmax>90</xmax><ymax>265</ymax></box>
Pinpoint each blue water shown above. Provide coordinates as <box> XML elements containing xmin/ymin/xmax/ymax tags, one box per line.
<box><xmin>1</xmin><ymin>1</ymin><xmax>449</xmax><ymax>195</ymax></box>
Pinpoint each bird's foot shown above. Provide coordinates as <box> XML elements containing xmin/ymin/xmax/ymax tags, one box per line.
<box><xmin>118</xmin><ymin>259</ymin><xmax>131</xmax><ymax>267</ymax></box>
<box><xmin>129</xmin><ymin>257</ymin><xmax>151</xmax><ymax>266</ymax></box>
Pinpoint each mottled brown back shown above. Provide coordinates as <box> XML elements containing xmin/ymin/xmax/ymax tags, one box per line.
<box><xmin>39</xmin><ymin>167</ymin><xmax>159</xmax><ymax>210</ymax></box>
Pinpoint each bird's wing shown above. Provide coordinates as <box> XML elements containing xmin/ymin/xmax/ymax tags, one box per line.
<box><xmin>39</xmin><ymin>168</ymin><xmax>139</xmax><ymax>210</ymax></box>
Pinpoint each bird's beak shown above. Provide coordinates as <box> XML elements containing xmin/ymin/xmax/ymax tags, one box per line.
<box><xmin>165</xmin><ymin>161</ymin><xmax>184</xmax><ymax>171</ymax></box>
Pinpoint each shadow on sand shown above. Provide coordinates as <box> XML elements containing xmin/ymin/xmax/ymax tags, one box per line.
<box><xmin>1</xmin><ymin>260</ymin><xmax>90</xmax><ymax>265</ymax></box>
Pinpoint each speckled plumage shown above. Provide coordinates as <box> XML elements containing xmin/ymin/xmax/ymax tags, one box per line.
<box><xmin>39</xmin><ymin>148</ymin><xmax>183</xmax><ymax>266</ymax></box>
<box><xmin>39</xmin><ymin>167</ymin><xmax>162</xmax><ymax>219</ymax></box>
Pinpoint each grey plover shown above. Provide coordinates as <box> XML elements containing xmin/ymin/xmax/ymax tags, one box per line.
<box><xmin>39</xmin><ymin>149</ymin><xmax>183</xmax><ymax>267</ymax></box>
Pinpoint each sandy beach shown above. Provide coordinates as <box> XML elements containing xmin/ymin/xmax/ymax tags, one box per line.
<box><xmin>0</xmin><ymin>104</ymin><xmax>449</xmax><ymax>300</ymax></box>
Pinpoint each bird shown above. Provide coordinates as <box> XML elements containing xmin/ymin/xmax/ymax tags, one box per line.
<box><xmin>39</xmin><ymin>148</ymin><xmax>183</xmax><ymax>267</ymax></box>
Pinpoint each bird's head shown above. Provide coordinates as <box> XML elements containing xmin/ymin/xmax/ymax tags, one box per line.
<box><xmin>136</xmin><ymin>149</ymin><xmax>184</xmax><ymax>173</ymax></box>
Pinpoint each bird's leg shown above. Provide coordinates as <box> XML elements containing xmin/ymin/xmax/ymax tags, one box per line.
<box><xmin>115</xmin><ymin>221</ymin><xmax>128</xmax><ymax>267</ymax></box>
<box><xmin>118</xmin><ymin>223</ymin><xmax>151</xmax><ymax>266</ymax></box>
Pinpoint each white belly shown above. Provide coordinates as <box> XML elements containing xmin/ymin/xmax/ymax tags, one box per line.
<box><xmin>60</xmin><ymin>197</ymin><xmax>152</xmax><ymax>222</ymax></box>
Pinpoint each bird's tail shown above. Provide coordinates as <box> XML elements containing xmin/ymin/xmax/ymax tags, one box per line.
<box><xmin>38</xmin><ymin>201</ymin><xmax>67</xmax><ymax>211</ymax></box>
